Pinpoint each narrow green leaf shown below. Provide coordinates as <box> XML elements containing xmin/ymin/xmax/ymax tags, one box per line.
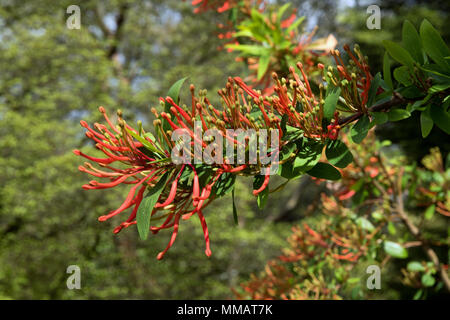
<box><xmin>277</xmin><ymin>3</ymin><xmax>291</xmax><ymax>22</ymax></box>
<box><xmin>126</xmin><ymin>127</ymin><xmax>161</xmax><ymax>154</ymax></box>
<box><xmin>323</xmin><ymin>87</ymin><xmax>341</xmax><ymax>119</ymax></box>
<box><xmin>383</xmin><ymin>240</ymin><xmax>408</xmax><ymax>259</ymax></box>
<box><xmin>225</xmin><ymin>44</ymin><xmax>269</xmax><ymax>56</ymax></box>
<box><xmin>382</xmin><ymin>40</ymin><xmax>415</xmax><ymax>68</ymax></box>
<box><xmin>253</xmin><ymin>175</ymin><xmax>269</xmax><ymax>209</ymax></box>
<box><xmin>325</xmin><ymin>139</ymin><xmax>353</xmax><ymax>168</ymax></box>
<box><xmin>413</xmin><ymin>289</ymin><xmax>423</xmax><ymax>300</ymax></box>
<box><xmin>424</xmin><ymin>204</ymin><xmax>436</xmax><ymax>220</ymax></box>
<box><xmin>420</xmin><ymin>19</ymin><xmax>450</xmax><ymax>72</ymax></box>
<box><xmin>367</xmin><ymin>73</ymin><xmax>382</xmax><ymax>107</ymax></box>
<box><xmin>383</xmin><ymin>52</ymin><xmax>393</xmax><ymax>90</ymax></box>
<box><xmin>306</xmin><ymin>162</ymin><xmax>341</xmax><ymax>181</ymax></box>
<box><xmin>387</xmin><ymin>109</ymin><xmax>411</xmax><ymax>122</ymax></box>
<box><xmin>232</xmin><ymin>188</ymin><xmax>238</xmax><ymax>225</ymax></box>
<box><xmin>286</xmin><ymin>16</ymin><xmax>305</xmax><ymax>32</ymax></box>
<box><xmin>137</xmin><ymin>173</ymin><xmax>170</xmax><ymax>240</ymax></box>
<box><xmin>257</xmin><ymin>54</ymin><xmax>270</xmax><ymax>80</ymax></box>
<box><xmin>402</xmin><ymin>20</ymin><xmax>424</xmax><ymax>64</ymax></box>
<box><xmin>162</xmin><ymin>77</ymin><xmax>188</xmax><ymax>132</ymax></box>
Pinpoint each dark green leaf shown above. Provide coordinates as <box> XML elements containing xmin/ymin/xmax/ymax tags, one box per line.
<box><xmin>325</xmin><ymin>139</ymin><xmax>353</xmax><ymax>168</ymax></box>
<box><xmin>393</xmin><ymin>66</ymin><xmax>413</xmax><ymax>86</ymax></box>
<box><xmin>371</xmin><ymin>112</ymin><xmax>389</xmax><ymax>126</ymax></box>
<box><xmin>420</xmin><ymin>19</ymin><xmax>450</xmax><ymax>72</ymax></box>
<box><xmin>387</xmin><ymin>109</ymin><xmax>411</xmax><ymax>122</ymax></box>
<box><xmin>402</xmin><ymin>20</ymin><xmax>423</xmax><ymax>64</ymax></box>
<box><xmin>232</xmin><ymin>188</ymin><xmax>238</xmax><ymax>225</ymax></box>
<box><xmin>420</xmin><ymin>108</ymin><xmax>434</xmax><ymax>138</ymax></box>
<box><xmin>383</xmin><ymin>52</ymin><xmax>393</xmax><ymax>90</ymax></box>
<box><xmin>306</xmin><ymin>162</ymin><xmax>341</xmax><ymax>180</ymax></box>
<box><xmin>367</xmin><ymin>73</ymin><xmax>382</xmax><ymax>107</ymax></box>
<box><xmin>253</xmin><ymin>175</ymin><xmax>268</xmax><ymax>209</ymax></box>
<box><xmin>350</xmin><ymin>115</ymin><xmax>370</xmax><ymax>144</ymax></box>
<box><xmin>429</xmin><ymin>104</ymin><xmax>450</xmax><ymax>134</ymax></box>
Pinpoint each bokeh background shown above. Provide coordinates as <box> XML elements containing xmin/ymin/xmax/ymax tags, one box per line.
<box><xmin>0</xmin><ymin>0</ymin><xmax>448</xmax><ymax>299</ymax></box>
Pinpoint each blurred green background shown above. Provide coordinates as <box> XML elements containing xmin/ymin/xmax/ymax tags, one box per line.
<box><xmin>0</xmin><ymin>0</ymin><xmax>448</xmax><ymax>299</ymax></box>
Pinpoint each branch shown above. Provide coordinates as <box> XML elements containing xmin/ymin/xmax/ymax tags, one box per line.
<box><xmin>338</xmin><ymin>93</ymin><xmax>411</xmax><ymax>126</ymax></box>
<box><xmin>394</xmin><ymin>168</ymin><xmax>450</xmax><ymax>292</ymax></box>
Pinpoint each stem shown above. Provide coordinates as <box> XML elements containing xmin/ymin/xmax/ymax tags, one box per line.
<box><xmin>338</xmin><ymin>93</ymin><xmax>410</xmax><ymax>126</ymax></box>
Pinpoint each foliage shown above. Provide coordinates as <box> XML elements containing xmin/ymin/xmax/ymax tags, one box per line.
<box><xmin>234</xmin><ymin>133</ymin><xmax>450</xmax><ymax>299</ymax></box>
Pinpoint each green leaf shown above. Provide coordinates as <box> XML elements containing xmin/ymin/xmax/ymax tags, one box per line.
<box><xmin>286</xmin><ymin>16</ymin><xmax>305</xmax><ymax>32</ymax></box>
<box><xmin>421</xmin><ymin>64</ymin><xmax>450</xmax><ymax>78</ymax></box>
<box><xmin>356</xmin><ymin>217</ymin><xmax>375</xmax><ymax>232</ymax></box>
<box><xmin>420</xmin><ymin>109</ymin><xmax>434</xmax><ymax>138</ymax></box>
<box><xmin>383</xmin><ymin>241</ymin><xmax>408</xmax><ymax>259</ymax></box>
<box><xmin>278</xmin><ymin>139</ymin><xmax>323</xmax><ymax>180</ymax></box>
<box><xmin>325</xmin><ymin>139</ymin><xmax>353</xmax><ymax>168</ymax></box>
<box><xmin>387</xmin><ymin>109</ymin><xmax>411</xmax><ymax>122</ymax></box>
<box><xmin>383</xmin><ymin>52</ymin><xmax>393</xmax><ymax>90</ymax></box>
<box><xmin>162</xmin><ymin>77</ymin><xmax>188</xmax><ymax>132</ymax></box>
<box><xmin>424</xmin><ymin>204</ymin><xmax>436</xmax><ymax>220</ymax></box>
<box><xmin>137</xmin><ymin>173</ymin><xmax>170</xmax><ymax>240</ymax></box>
<box><xmin>225</xmin><ymin>44</ymin><xmax>269</xmax><ymax>56</ymax></box>
<box><xmin>367</xmin><ymin>73</ymin><xmax>382</xmax><ymax>107</ymax></box>
<box><xmin>232</xmin><ymin>188</ymin><xmax>238</xmax><ymax>225</ymax></box>
<box><xmin>126</xmin><ymin>128</ymin><xmax>161</xmax><ymax>155</ymax></box>
<box><xmin>257</xmin><ymin>54</ymin><xmax>270</xmax><ymax>80</ymax></box>
<box><xmin>350</xmin><ymin>115</ymin><xmax>370</xmax><ymax>144</ymax></box>
<box><xmin>306</xmin><ymin>162</ymin><xmax>341</xmax><ymax>181</ymax></box>
<box><xmin>382</xmin><ymin>40</ymin><xmax>415</xmax><ymax>68</ymax></box>
<box><xmin>421</xmin><ymin>273</ymin><xmax>436</xmax><ymax>287</ymax></box>
<box><xmin>407</xmin><ymin>261</ymin><xmax>426</xmax><ymax>272</ymax></box>
<box><xmin>323</xmin><ymin>87</ymin><xmax>341</xmax><ymax>119</ymax></box>
<box><xmin>402</xmin><ymin>20</ymin><xmax>424</xmax><ymax>64</ymax></box>
<box><xmin>420</xmin><ymin>19</ymin><xmax>450</xmax><ymax>72</ymax></box>
<box><xmin>253</xmin><ymin>175</ymin><xmax>268</xmax><ymax>209</ymax></box>
<box><xmin>413</xmin><ymin>289</ymin><xmax>423</xmax><ymax>300</ymax></box>
<box><xmin>429</xmin><ymin>104</ymin><xmax>450</xmax><ymax>134</ymax></box>
<box><xmin>428</xmin><ymin>83</ymin><xmax>450</xmax><ymax>94</ymax></box>
<box><xmin>277</xmin><ymin>3</ymin><xmax>291</xmax><ymax>22</ymax></box>
<box><xmin>393</xmin><ymin>66</ymin><xmax>413</xmax><ymax>86</ymax></box>
<box><xmin>388</xmin><ymin>221</ymin><xmax>396</xmax><ymax>235</ymax></box>
<box><xmin>371</xmin><ymin>112</ymin><xmax>388</xmax><ymax>126</ymax></box>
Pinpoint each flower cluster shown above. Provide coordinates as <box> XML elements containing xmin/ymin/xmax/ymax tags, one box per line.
<box><xmin>75</xmin><ymin>47</ymin><xmax>379</xmax><ymax>259</ymax></box>
<box><xmin>327</xmin><ymin>44</ymin><xmax>374</xmax><ymax>113</ymax></box>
